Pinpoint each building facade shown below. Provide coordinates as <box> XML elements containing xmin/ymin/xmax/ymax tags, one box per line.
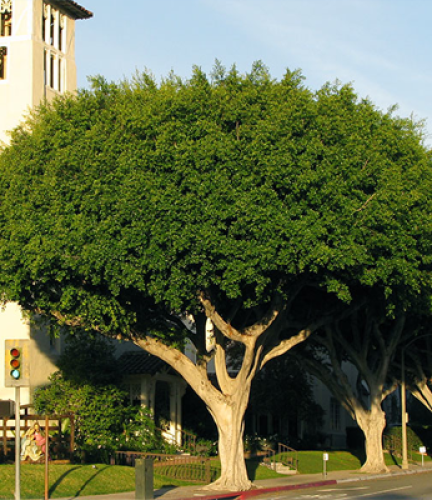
<box><xmin>0</xmin><ymin>6</ymin><xmax>187</xmax><ymax>446</ymax></box>
<box><xmin>0</xmin><ymin>0</ymin><xmax>92</xmax><ymax>406</ymax></box>
<box><xmin>0</xmin><ymin>0</ymin><xmax>92</xmax><ymax>145</ymax></box>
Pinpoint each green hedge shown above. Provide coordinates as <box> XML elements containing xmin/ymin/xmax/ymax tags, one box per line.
<box><xmin>384</xmin><ymin>425</ymin><xmax>432</xmax><ymax>453</ymax></box>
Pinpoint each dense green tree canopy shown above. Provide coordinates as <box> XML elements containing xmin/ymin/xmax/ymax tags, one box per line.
<box><xmin>1</xmin><ymin>63</ymin><xmax>431</xmax><ymax>488</ymax></box>
<box><xmin>0</xmin><ymin>63</ymin><xmax>430</xmax><ymax>338</ymax></box>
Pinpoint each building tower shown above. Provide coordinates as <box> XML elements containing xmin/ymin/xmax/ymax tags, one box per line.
<box><xmin>0</xmin><ymin>0</ymin><xmax>92</xmax><ymax>145</ymax></box>
<box><xmin>0</xmin><ymin>0</ymin><xmax>92</xmax><ymax>407</ymax></box>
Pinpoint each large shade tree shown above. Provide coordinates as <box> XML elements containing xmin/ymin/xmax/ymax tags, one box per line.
<box><xmin>398</xmin><ymin>327</ymin><xmax>432</xmax><ymax>413</ymax></box>
<box><xmin>294</xmin><ymin>294</ymin><xmax>429</xmax><ymax>472</ymax></box>
<box><xmin>0</xmin><ymin>63</ymin><xmax>431</xmax><ymax>489</ymax></box>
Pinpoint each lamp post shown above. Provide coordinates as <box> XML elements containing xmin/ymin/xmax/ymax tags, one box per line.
<box><xmin>401</xmin><ymin>348</ymin><xmax>408</xmax><ymax>470</ymax></box>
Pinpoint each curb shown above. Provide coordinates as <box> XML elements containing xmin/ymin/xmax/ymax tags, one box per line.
<box><xmin>337</xmin><ymin>466</ymin><xmax>432</xmax><ymax>483</ymax></box>
<box><xmin>172</xmin><ymin>467</ymin><xmax>432</xmax><ymax>500</ymax></box>
<box><xmin>238</xmin><ymin>480</ymin><xmax>338</xmax><ymax>499</ymax></box>
<box><xmin>172</xmin><ymin>480</ymin><xmax>338</xmax><ymax>500</ymax></box>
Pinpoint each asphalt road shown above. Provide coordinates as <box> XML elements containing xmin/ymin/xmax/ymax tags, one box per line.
<box><xmin>256</xmin><ymin>472</ymin><xmax>432</xmax><ymax>500</ymax></box>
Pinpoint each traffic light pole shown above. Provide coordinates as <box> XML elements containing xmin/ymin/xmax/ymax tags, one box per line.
<box><xmin>15</xmin><ymin>386</ymin><xmax>21</xmax><ymax>500</ymax></box>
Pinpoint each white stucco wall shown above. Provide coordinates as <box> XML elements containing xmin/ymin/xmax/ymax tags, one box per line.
<box><xmin>0</xmin><ymin>0</ymin><xmax>79</xmax><ymax>145</ymax></box>
<box><xmin>0</xmin><ymin>0</ymin><xmax>89</xmax><ymax>406</ymax></box>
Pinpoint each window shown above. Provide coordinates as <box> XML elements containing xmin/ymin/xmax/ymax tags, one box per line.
<box><xmin>0</xmin><ymin>0</ymin><xmax>12</xmax><ymax>37</ymax></box>
<box><xmin>42</xmin><ymin>6</ymin><xmax>46</xmax><ymax>42</ymax></box>
<box><xmin>49</xmin><ymin>11</ymin><xmax>55</xmax><ymax>45</ymax></box>
<box><xmin>59</xmin><ymin>15</ymin><xmax>65</xmax><ymax>52</ymax></box>
<box><xmin>0</xmin><ymin>46</ymin><xmax>6</xmax><ymax>79</ymax></box>
<box><xmin>43</xmin><ymin>3</ymin><xmax>66</xmax><ymax>92</ymax></box>
<box><xmin>58</xmin><ymin>57</ymin><xmax>62</xmax><ymax>92</ymax></box>
<box><xmin>49</xmin><ymin>52</ymin><xmax>55</xmax><ymax>88</ymax></box>
<box><xmin>330</xmin><ymin>397</ymin><xmax>341</xmax><ymax>431</ymax></box>
<box><xmin>43</xmin><ymin>48</ymin><xmax>47</xmax><ymax>84</ymax></box>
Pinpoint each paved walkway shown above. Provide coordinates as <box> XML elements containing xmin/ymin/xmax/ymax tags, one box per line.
<box><xmin>54</xmin><ymin>463</ymin><xmax>432</xmax><ymax>500</ymax></box>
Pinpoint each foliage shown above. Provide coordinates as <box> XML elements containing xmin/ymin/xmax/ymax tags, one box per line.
<box><xmin>384</xmin><ymin>425</ymin><xmax>429</xmax><ymax>452</ymax></box>
<box><xmin>119</xmin><ymin>406</ymin><xmax>174</xmax><ymax>454</ymax></box>
<box><xmin>0</xmin><ymin>63</ymin><xmax>430</xmax><ymax>339</ymax></box>
<box><xmin>34</xmin><ymin>373</ymin><xmax>158</xmax><ymax>461</ymax></box>
<box><xmin>34</xmin><ymin>334</ymin><xmax>168</xmax><ymax>461</ymax></box>
<box><xmin>1</xmin><ymin>62</ymin><xmax>431</xmax><ymax>486</ymax></box>
<box><xmin>56</xmin><ymin>330</ymin><xmax>121</xmax><ymax>386</ymax></box>
<box><xmin>193</xmin><ymin>439</ymin><xmax>218</xmax><ymax>457</ymax></box>
<box><xmin>244</xmin><ymin>434</ymin><xmax>270</xmax><ymax>454</ymax></box>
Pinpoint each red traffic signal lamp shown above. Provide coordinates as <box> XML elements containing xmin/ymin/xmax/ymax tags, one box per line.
<box><xmin>4</xmin><ymin>340</ymin><xmax>29</xmax><ymax>387</ymax></box>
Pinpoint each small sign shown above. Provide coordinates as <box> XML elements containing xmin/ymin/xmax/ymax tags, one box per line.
<box><xmin>420</xmin><ymin>446</ymin><xmax>427</xmax><ymax>455</ymax></box>
<box><xmin>323</xmin><ymin>453</ymin><xmax>329</xmax><ymax>461</ymax></box>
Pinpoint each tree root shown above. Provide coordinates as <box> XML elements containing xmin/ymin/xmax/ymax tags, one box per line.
<box><xmin>202</xmin><ymin>477</ymin><xmax>253</xmax><ymax>491</ymax></box>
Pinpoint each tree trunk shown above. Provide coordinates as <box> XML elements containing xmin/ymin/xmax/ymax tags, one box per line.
<box><xmin>411</xmin><ymin>383</ymin><xmax>432</xmax><ymax>413</ymax></box>
<box><xmin>356</xmin><ymin>405</ymin><xmax>388</xmax><ymax>473</ymax></box>
<box><xmin>205</xmin><ymin>396</ymin><xmax>252</xmax><ymax>491</ymax></box>
<box><xmin>135</xmin><ymin>336</ymin><xmax>255</xmax><ymax>491</ymax></box>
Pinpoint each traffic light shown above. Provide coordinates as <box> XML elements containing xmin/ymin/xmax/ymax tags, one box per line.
<box><xmin>4</xmin><ymin>340</ymin><xmax>29</xmax><ymax>387</ymax></box>
<box><xmin>9</xmin><ymin>347</ymin><xmax>22</xmax><ymax>380</ymax></box>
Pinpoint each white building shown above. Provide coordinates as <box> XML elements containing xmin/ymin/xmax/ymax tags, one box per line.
<box><xmin>0</xmin><ymin>0</ymin><xmax>92</xmax><ymax>146</ymax></box>
<box><xmin>0</xmin><ymin>0</ymin><xmax>92</xmax><ymax>407</ymax></box>
<box><xmin>0</xmin><ymin>5</ymin><xmax>187</xmax><ymax>448</ymax></box>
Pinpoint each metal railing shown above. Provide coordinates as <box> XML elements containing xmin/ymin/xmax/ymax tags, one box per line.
<box><xmin>114</xmin><ymin>451</ymin><xmax>219</xmax><ymax>483</ymax></box>
<box><xmin>263</xmin><ymin>442</ymin><xmax>298</xmax><ymax>472</ymax></box>
<box><xmin>156</xmin><ymin>427</ymin><xmax>197</xmax><ymax>454</ymax></box>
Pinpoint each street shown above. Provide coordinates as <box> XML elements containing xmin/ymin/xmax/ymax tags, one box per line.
<box><xmin>255</xmin><ymin>472</ymin><xmax>432</xmax><ymax>500</ymax></box>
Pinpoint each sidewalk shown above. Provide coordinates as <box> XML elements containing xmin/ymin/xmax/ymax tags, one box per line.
<box><xmin>55</xmin><ymin>463</ymin><xmax>432</xmax><ymax>500</ymax></box>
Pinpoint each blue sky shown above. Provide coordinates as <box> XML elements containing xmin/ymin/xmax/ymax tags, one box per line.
<box><xmin>76</xmin><ymin>0</ymin><xmax>432</xmax><ymax>143</ymax></box>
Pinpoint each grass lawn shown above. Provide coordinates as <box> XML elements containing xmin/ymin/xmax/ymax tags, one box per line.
<box><xmin>295</xmin><ymin>450</ymin><xmax>363</xmax><ymax>474</ymax></box>
<box><xmin>384</xmin><ymin>450</ymin><xmax>432</xmax><ymax>467</ymax></box>
<box><xmin>0</xmin><ymin>464</ymin><xmax>194</xmax><ymax>500</ymax></box>
<box><xmin>0</xmin><ymin>451</ymin><xmax>430</xmax><ymax>499</ymax></box>
<box><xmin>0</xmin><ymin>459</ymin><xmax>282</xmax><ymax>499</ymax></box>
<box><xmin>259</xmin><ymin>450</ymin><xmax>432</xmax><ymax>475</ymax></box>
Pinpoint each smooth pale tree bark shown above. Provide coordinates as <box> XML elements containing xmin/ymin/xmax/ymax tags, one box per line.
<box><xmin>133</xmin><ymin>292</ymin><xmax>319</xmax><ymax>490</ymax></box>
<box><xmin>355</xmin><ymin>401</ymin><xmax>388</xmax><ymax>473</ymax></box>
<box><xmin>410</xmin><ymin>382</ymin><xmax>432</xmax><ymax>412</ymax></box>
<box><xmin>404</xmin><ymin>337</ymin><xmax>432</xmax><ymax>413</ymax></box>
<box><xmin>299</xmin><ymin>307</ymin><xmax>404</xmax><ymax>473</ymax></box>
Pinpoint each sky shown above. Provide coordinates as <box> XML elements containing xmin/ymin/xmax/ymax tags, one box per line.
<box><xmin>76</xmin><ymin>0</ymin><xmax>432</xmax><ymax>144</ymax></box>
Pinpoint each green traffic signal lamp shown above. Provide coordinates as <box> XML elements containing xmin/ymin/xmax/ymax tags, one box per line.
<box><xmin>9</xmin><ymin>348</ymin><xmax>21</xmax><ymax>380</ymax></box>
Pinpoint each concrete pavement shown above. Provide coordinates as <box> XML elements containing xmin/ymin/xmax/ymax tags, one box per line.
<box><xmin>53</xmin><ymin>463</ymin><xmax>432</xmax><ymax>500</ymax></box>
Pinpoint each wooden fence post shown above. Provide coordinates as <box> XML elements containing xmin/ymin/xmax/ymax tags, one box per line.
<box><xmin>2</xmin><ymin>418</ymin><xmax>7</xmax><ymax>456</ymax></box>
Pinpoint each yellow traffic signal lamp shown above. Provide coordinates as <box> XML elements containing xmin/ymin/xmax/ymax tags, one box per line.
<box><xmin>4</xmin><ymin>340</ymin><xmax>29</xmax><ymax>387</ymax></box>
